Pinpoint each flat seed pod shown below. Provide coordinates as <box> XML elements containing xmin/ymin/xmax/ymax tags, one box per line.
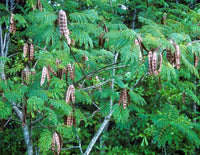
<box><xmin>46</xmin><ymin>68</ymin><xmax>51</xmax><ymax>82</ymax></box>
<box><xmin>70</xmin><ymin>85</ymin><xmax>75</xmax><ymax>103</ymax></box>
<box><xmin>40</xmin><ymin>66</ymin><xmax>47</xmax><ymax>86</ymax></box>
<box><xmin>67</xmin><ymin>113</ymin><xmax>74</xmax><ymax>126</ymax></box>
<box><xmin>194</xmin><ymin>54</ymin><xmax>199</xmax><ymax>67</ymax></box>
<box><xmin>37</xmin><ymin>0</ymin><xmax>43</xmax><ymax>11</ymax></box>
<box><xmin>10</xmin><ymin>14</ymin><xmax>16</xmax><ymax>34</ymax></box>
<box><xmin>48</xmin><ymin>65</ymin><xmax>57</xmax><ymax>76</ymax></box>
<box><xmin>148</xmin><ymin>51</ymin><xmax>153</xmax><ymax>75</ymax></box>
<box><xmin>174</xmin><ymin>43</ymin><xmax>181</xmax><ymax>69</ymax></box>
<box><xmin>67</xmin><ymin>63</ymin><xmax>73</xmax><ymax>80</ymax></box>
<box><xmin>122</xmin><ymin>88</ymin><xmax>127</xmax><ymax>109</ymax></box>
<box><xmin>23</xmin><ymin>43</ymin><xmax>29</xmax><ymax>58</ymax></box>
<box><xmin>51</xmin><ymin>132</ymin><xmax>56</xmax><ymax>153</ymax></box>
<box><xmin>29</xmin><ymin>43</ymin><xmax>34</xmax><ymax>61</ymax></box>
<box><xmin>21</xmin><ymin>69</ymin><xmax>26</xmax><ymax>82</ymax></box>
<box><xmin>52</xmin><ymin>131</ymin><xmax>62</xmax><ymax>155</ymax></box>
<box><xmin>118</xmin><ymin>90</ymin><xmax>123</xmax><ymax>106</ymax></box>
<box><xmin>99</xmin><ymin>31</ymin><xmax>104</xmax><ymax>47</ymax></box>
<box><xmin>58</xmin><ymin>10</ymin><xmax>71</xmax><ymax>45</ymax></box>
<box><xmin>152</xmin><ymin>52</ymin><xmax>158</xmax><ymax>75</ymax></box>
<box><xmin>72</xmin><ymin>66</ymin><xmax>75</xmax><ymax>81</ymax></box>
<box><xmin>25</xmin><ymin>66</ymin><xmax>31</xmax><ymax>83</ymax></box>
<box><xmin>66</xmin><ymin>85</ymin><xmax>72</xmax><ymax>104</ymax></box>
<box><xmin>166</xmin><ymin>48</ymin><xmax>175</xmax><ymax>64</ymax></box>
<box><xmin>158</xmin><ymin>53</ymin><xmax>163</xmax><ymax>73</ymax></box>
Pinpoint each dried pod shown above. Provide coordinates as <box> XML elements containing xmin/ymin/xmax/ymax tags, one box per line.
<box><xmin>58</xmin><ymin>10</ymin><xmax>71</xmax><ymax>45</ymax></box>
<box><xmin>65</xmin><ymin>85</ymin><xmax>72</xmax><ymax>104</ymax></box>
<box><xmin>122</xmin><ymin>88</ymin><xmax>127</xmax><ymax>109</ymax></box>
<box><xmin>166</xmin><ymin>48</ymin><xmax>175</xmax><ymax>65</ymax></box>
<box><xmin>48</xmin><ymin>65</ymin><xmax>57</xmax><ymax>76</ymax></box>
<box><xmin>118</xmin><ymin>90</ymin><xmax>123</xmax><ymax>106</ymax></box>
<box><xmin>67</xmin><ymin>63</ymin><xmax>73</xmax><ymax>80</ymax></box>
<box><xmin>25</xmin><ymin>66</ymin><xmax>31</xmax><ymax>83</ymax></box>
<box><xmin>21</xmin><ymin>69</ymin><xmax>26</xmax><ymax>82</ymax></box>
<box><xmin>37</xmin><ymin>0</ymin><xmax>43</xmax><ymax>11</ymax></box>
<box><xmin>152</xmin><ymin>52</ymin><xmax>158</xmax><ymax>75</ymax></box>
<box><xmin>134</xmin><ymin>39</ymin><xmax>142</xmax><ymax>61</ymax></box>
<box><xmin>10</xmin><ymin>14</ymin><xmax>16</xmax><ymax>34</ymax></box>
<box><xmin>158</xmin><ymin>53</ymin><xmax>163</xmax><ymax>73</ymax></box>
<box><xmin>171</xmin><ymin>40</ymin><xmax>181</xmax><ymax>69</ymax></box>
<box><xmin>23</xmin><ymin>43</ymin><xmax>29</xmax><ymax>58</ymax></box>
<box><xmin>52</xmin><ymin>131</ymin><xmax>62</xmax><ymax>155</ymax></box>
<box><xmin>72</xmin><ymin>65</ymin><xmax>75</xmax><ymax>81</ymax></box>
<box><xmin>70</xmin><ymin>85</ymin><xmax>75</xmax><ymax>103</ymax></box>
<box><xmin>148</xmin><ymin>51</ymin><xmax>153</xmax><ymax>75</ymax></box>
<box><xmin>46</xmin><ymin>68</ymin><xmax>51</xmax><ymax>82</ymax></box>
<box><xmin>67</xmin><ymin>113</ymin><xmax>74</xmax><ymax>126</ymax></box>
<box><xmin>194</xmin><ymin>54</ymin><xmax>199</xmax><ymax>67</ymax></box>
<box><xmin>40</xmin><ymin>66</ymin><xmax>47</xmax><ymax>86</ymax></box>
<box><xmin>57</xmin><ymin>69</ymin><xmax>64</xmax><ymax>79</ymax></box>
<box><xmin>29</xmin><ymin>43</ymin><xmax>34</xmax><ymax>61</ymax></box>
<box><xmin>99</xmin><ymin>31</ymin><xmax>104</xmax><ymax>47</ymax></box>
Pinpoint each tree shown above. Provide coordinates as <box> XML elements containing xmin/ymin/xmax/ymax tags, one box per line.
<box><xmin>0</xmin><ymin>0</ymin><xmax>200</xmax><ymax>154</ymax></box>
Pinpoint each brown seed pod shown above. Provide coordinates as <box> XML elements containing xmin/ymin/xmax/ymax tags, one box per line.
<box><xmin>70</xmin><ymin>85</ymin><xmax>75</xmax><ymax>103</ymax></box>
<box><xmin>29</xmin><ymin>43</ymin><xmax>34</xmax><ymax>61</ymax></box>
<box><xmin>46</xmin><ymin>68</ymin><xmax>51</xmax><ymax>82</ymax></box>
<box><xmin>67</xmin><ymin>63</ymin><xmax>73</xmax><ymax>80</ymax></box>
<box><xmin>37</xmin><ymin>0</ymin><xmax>43</xmax><ymax>11</ymax></box>
<box><xmin>48</xmin><ymin>65</ymin><xmax>57</xmax><ymax>76</ymax></box>
<box><xmin>58</xmin><ymin>10</ymin><xmax>71</xmax><ymax>45</ymax></box>
<box><xmin>99</xmin><ymin>31</ymin><xmax>104</xmax><ymax>47</ymax></box>
<box><xmin>122</xmin><ymin>88</ymin><xmax>127</xmax><ymax>109</ymax></box>
<box><xmin>152</xmin><ymin>52</ymin><xmax>158</xmax><ymax>75</ymax></box>
<box><xmin>23</xmin><ymin>43</ymin><xmax>29</xmax><ymax>58</ymax></box>
<box><xmin>21</xmin><ymin>69</ymin><xmax>26</xmax><ymax>83</ymax></box>
<box><xmin>67</xmin><ymin>112</ymin><xmax>74</xmax><ymax>126</ymax></box>
<box><xmin>194</xmin><ymin>54</ymin><xmax>199</xmax><ymax>67</ymax></box>
<box><xmin>134</xmin><ymin>39</ymin><xmax>142</xmax><ymax>61</ymax></box>
<box><xmin>166</xmin><ymin>48</ymin><xmax>175</xmax><ymax>65</ymax></box>
<box><xmin>171</xmin><ymin>40</ymin><xmax>181</xmax><ymax>69</ymax></box>
<box><xmin>10</xmin><ymin>14</ymin><xmax>16</xmax><ymax>34</ymax></box>
<box><xmin>158</xmin><ymin>53</ymin><xmax>163</xmax><ymax>73</ymax></box>
<box><xmin>66</xmin><ymin>85</ymin><xmax>73</xmax><ymax>104</ymax></box>
<box><xmin>72</xmin><ymin>65</ymin><xmax>75</xmax><ymax>81</ymax></box>
<box><xmin>52</xmin><ymin>131</ymin><xmax>62</xmax><ymax>155</ymax></box>
<box><xmin>148</xmin><ymin>51</ymin><xmax>153</xmax><ymax>75</ymax></box>
<box><xmin>25</xmin><ymin>66</ymin><xmax>31</xmax><ymax>83</ymax></box>
<box><xmin>118</xmin><ymin>90</ymin><xmax>123</xmax><ymax>106</ymax></box>
<box><xmin>41</xmin><ymin>66</ymin><xmax>47</xmax><ymax>86</ymax></box>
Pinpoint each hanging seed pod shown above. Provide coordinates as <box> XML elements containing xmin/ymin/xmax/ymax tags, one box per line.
<box><xmin>25</xmin><ymin>66</ymin><xmax>31</xmax><ymax>83</ymax></box>
<box><xmin>127</xmin><ymin>90</ymin><xmax>131</xmax><ymax>105</ymax></box>
<box><xmin>152</xmin><ymin>52</ymin><xmax>158</xmax><ymax>75</ymax></box>
<box><xmin>47</xmin><ymin>65</ymin><xmax>57</xmax><ymax>76</ymax></box>
<box><xmin>29</xmin><ymin>43</ymin><xmax>34</xmax><ymax>61</ymax></box>
<box><xmin>65</xmin><ymin>85</ymin><xmax>72</xmax><ymax>104</ymax></box>
<box><xmin>63</xmin><ymin>115</ymin><xmax>67</xmax><ymax>125</ymax></box>
<box><xmin>134</xmin><ymin>39</ymin><xmax>142</xmax><ymax>61</ymax></box>
<box><xmin>99</xmin><ymin>31</ymin><xmax>104</xmax><ymax>47</ymax></box>
<box><xmin>122</xmin><ymin>88</ymin><xmax>127</xmax><ymax>109</ymax></box>
<box><xmin>37</xmin><ymin>0</ymin><xmax>43</xmax><ymax>11</ymax></box>
<box><xmin>166</xmin><ymin>48</ymin><xmax>175</xmax><ymax>64</ymax></box>
<box><xmin>158</xmin><ymin>53</ymin><xmax>163</xmax><ymax>73</ymax></box>
<box><xmin>118</xmin><ymin>90</ymin><xmax>123</xmax><ymax>106</ymax></box>
<box><xmin>40</xmin><ymin>66</ymin><xmax>47</xmax><ymax>86</ymax></box>
<box><xmin>23</xmin><ymin>43</ymin><xmax>29</xmax><ymax>58</ymax></box>
<box><xmin>194</xmin><ymin>54</ymin><xmax>199</xmax><ymax>67</ymax></box>
<box><xmin>52</xmin><ymin>131</ymin><xmax>62</xmax><ymax>155</ymax></box>
<box><xmin>72</xmin><ymin>65</ymin><xmax>75</xmax><ymax>81</ymax></box>
<box><xmin>46</xmin><ymin>68</ymin><xmax>51</xmax><ymax>82</ymax></box>
<box><xmin>58</xmin><ymin>10</ymin><xmax>71</xmax><ymax>45</ymax></box>
<box><xmin>171</xmin><ymin>40</ymin><xmax>181</xmax><ymax>69</ymax></box>
<box><xmin>10</xmin><ymin>14</ymin><xmax>16</xmax><ymax>34</ymax></box>
<box><xmin>21</xmin><ymin>69</ymin><xmax>26</xmax><ymax>83</ymax></box>
<box><xmin>67</xmin><ymin>113</ymin><xmax>74</xmax><ymax>126</ymax></box>
<box><xmin>70</xmin><ymin>85</ymin><xmax>75</xmax><ymax>103</ymax></box>
<box><xmin>57</xmin><ymin>69</ymin><xmax>64</xmax><ymax>79</ymax></box>
<box><xmin>148</xmin><ymin>51</ymin><xmax>153</xmax><ymax>75</ymax></box>
<box><xmin>67</xmin><ymin>63</ymin><xmax>73</xmax><ymax>80</ymax></box>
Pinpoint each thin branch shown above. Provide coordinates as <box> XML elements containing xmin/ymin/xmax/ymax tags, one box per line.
<box><xmin>8</xmin><ymin>52</ymin><xmax>18</xmax><ymax>58</ymax></box>
<box><xmin>31</xmin><ymin>116</ymin><xmax>46</xmax><ymax>126</ymax></box>
<box><xmin>62</xmin><ymin>146</ymin><xmax>80</xmax><ymax>150</ymax></box>
<box><xmin>92</xmin><ymin>102</ymin><xmax>100</xmax><ymax>110</ymax></box>
<box><xmin>130</xmin><ymin>73</ymin><xmax>147</xmax><ymax>91</ymax></box>
<box><xmin>75</xmin><ymin>129</ymin><xmax>83</xmax><ymax>155</ymax></box>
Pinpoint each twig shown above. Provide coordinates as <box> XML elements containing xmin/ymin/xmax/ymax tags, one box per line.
<box><xmin>75</xmin><ymin>128</ymin><xmax>83</xmax><ymax>155</ymax></box>
<box><xmin>31</xmin><ymin>116</ymin><xmax>46</xmax><ymax>126</ymax></box>
<box><xmin>62</xmin><ymin>146</ymin><xmax>80</xmax><ymax>150</ymax></box>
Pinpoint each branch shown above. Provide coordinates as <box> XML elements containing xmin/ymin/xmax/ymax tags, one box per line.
<box><xmin>75</xmin><ymin>129</ymin><xmax>83</xmax><ymax>155</ymax></box>
<box><xmin>31</xmin><ymin>116</ymin><xmax>46</xmax><ymax>126</ymax></box>
<box><xmin>62</xmin><ymin>146</ymin><xmax>80</xmax><ymax>150</ymax></box>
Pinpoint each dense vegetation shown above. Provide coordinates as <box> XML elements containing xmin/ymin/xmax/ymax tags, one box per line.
<box><xmin>0</xmin><ymin>0</ymin><xmax>200</xmax><ymax>154</ymax></box>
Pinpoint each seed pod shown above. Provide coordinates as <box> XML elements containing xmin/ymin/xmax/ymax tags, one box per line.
<box><xmin>46</xmin><ymin>68</ymin><xmax>51</xmax><ymax>82</ymax></box>
<box><xmin>67</xmin><ymin>63</ymin><xmax>73</xmax><ymax>80</ymax></box>
<box><xmin>171</xmin><ymin>40</ymin><xmax>181</xmax><ymax>69</ymax></box>
<box><xmin>29</xmin><ymin>43</ymin><xmax>34</xmax><ymax>61</ymax></box>
<box><xmin>48</xmin><ymin>65</ymin><xmax>57</xmax><ymax>76</ymax></box>
<box><xmin>72</xmin><ymin>65</ymin><xmax>75</xmax><ymax>81</ymax></box>
<box><xmin>70</xmin><ymin>85</ymin><xmax>75</xmax><ymax>103</ymax></box>
<box><xmin>37</xmin><ymin>0</ymin><xmax>43</xmax><ymax>11</ymax></box>
<box><xmin>65</xmin><ymin>85</ymin><xmax>72</xmax><ymax>104</ymax></box>
<box><xmin>41</xmin><ymin>66</ymin><xmax>47</xmax><ymax>86</ymax></box>
<box><xmin>25</xmin><ymin>66</ymin><xmax>31</xmax><ymax>83</ymax></box>
<box><xmin>58</xmin><ymin>10</ymin><xmax>71</xmax><ymax>45</ymax></box>
<box><xmin>23</xmin><ymin>43</ymin><xmax>29</xmax><ymax>58</ymax></box>
<box><xmin>57</xmin><ymin>69</ymin><xmax>64</xmax><ymax>79</ymax></box>
<box><xmin>52</xmin><ymin>131</ymin><xmax>62</xmax><ymax>155</ymax></box>
<box><xmin>134</xmin><ymin>39</ymin><xmax>142</xmax><ymax>61</ymax></box>
<box><xmin>158</xmin><ymin>53</ymin><xmax>163</xmax><ymax>73</ymax></box>
<box><xmin>99</xmin><ymin>31</ymin><xmax>104</xmax><ymax>47</ymax></box>
<box><xmin>148</xmin><ymin>51</ymin><xmax>153</xmax><ymax>75</ymax></box>
<box><xmin>152</xmin><ymin>52</ymin><xmax>158</xmax><ymax>75</ymax></box>
<box><xmin>118</xmin><ymin>90</ymin><xmax>123</xmax><ymax>106</ymax></box>
<box><xmin>63</xmin><ymin>115</ymin><xmax>67</xmax><ymax>125</ymax></box>
<box><xmin>166</xmin><ymin>48</ymin><xmax>175</xmax><ymax>64</ymax></box>
<box><xmin>21</xmin><ymin>69</ymin><xmax>26</xmax><ymax>82</ymax></box>
<box><xmin>122</xmin><ymin>88</ymin><xmax>127</xmax><ymax>109</ymax></box>
<box><xmin>10</xmin><ymin>14</ymin><xmax>16</xmax><ymax>34</ymax></box>
<box><xmin>194</xmin><ymin>54</ymin><xmax>199</xmax><ymax>67</ymax></box>
<box><xmin>67</xmin><ymin>113</ymin><xmax>74</xmax><ymax>126</ymax></box>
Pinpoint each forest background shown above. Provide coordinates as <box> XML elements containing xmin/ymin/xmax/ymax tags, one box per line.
<box><xmin>0</xmin><ymin>0</ymin><xmax>200</xmax><ymax>154</ymax></box>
